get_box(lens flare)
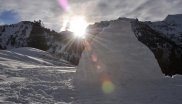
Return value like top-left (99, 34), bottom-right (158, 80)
top-left (69, 16), bottom-right (88, 39)
top-left (102, 80), bottom-right (115, 94)
top-left (85, 41), bottom-right (91, 51)
top-left (100, 73), bottom-right (115, 94)
top-left (91, 54), bottom-right (97, 62)
top-left (97, 65), bottom-right (101, 70)
top-left (58, 0), bottom-right (69, 11)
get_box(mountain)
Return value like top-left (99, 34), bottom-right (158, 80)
top-left (85, 15), bottom-right (182, 76)
top-left (0, 21), bottom-right (85, 65)
top-left (132, 15), bottom-right (182, 76)
top-left (75, 16), bottom-right (182, 104)
top-left (0, 14), bottom-right (182, 75)
top-left (0, 15), bottom-right (182, 104)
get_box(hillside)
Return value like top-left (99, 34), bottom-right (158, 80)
top-left (0, 21), bottom-right (85, 65)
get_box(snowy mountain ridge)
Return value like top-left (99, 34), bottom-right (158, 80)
top-left (131, 15), bottom-right (182, 76)
top-left (0, 21), bottom-right (32, 49)
top-left (0, 21), bottom-right (84, 65)
top-left (0, 14), bottom-right (182, 75)
top-left (146, 14), bottom-right (182, 46)
top-left (165, 14), bottom-right (182, 25)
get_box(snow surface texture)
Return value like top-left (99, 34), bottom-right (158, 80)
top-left (75, 19), bottom-right (182, 104)
top-left (0, 47), bottom-right (76, 103)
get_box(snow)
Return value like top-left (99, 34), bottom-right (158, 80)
top-left (0, 22), bottom-right (32, 49)
top-left (0, 75), bottom-right (25, 84)
top-left (0, 18), bottom-right (182, 103)
top-left (0, 47), bottom-right (76, 103)
top-left (147, 14), bottom-right (182, 46)
top-left (0, 21), bottom-right (83, 64)
top-left (75, 19), bottom-right (182, 104)
top-left (165, 14), bottom-right (182, 25)
top-left (0, 47), bottom-right (71, 70)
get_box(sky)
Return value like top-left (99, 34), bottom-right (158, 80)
top-left (0, 0), bottom-right (182, 31)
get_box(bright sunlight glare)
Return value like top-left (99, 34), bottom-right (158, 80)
top-left (61, 15), bottom-right (89, 39)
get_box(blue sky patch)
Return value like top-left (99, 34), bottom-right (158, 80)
top-left (0, 10), bottom-right (20, 24)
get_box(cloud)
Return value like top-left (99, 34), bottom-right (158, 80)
top-left (0, 0), bottom-right (182, 31)
top-left (88, 0), bottom-right (182, 21)
top-left (123, 0), bottom-right (182, 20)
top-left (0, 0), bottom-right (63, 31)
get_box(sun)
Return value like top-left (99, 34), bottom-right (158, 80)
top-left (61, 15), bottom-right (89, 39)
top-left (69, 16), bottom-right (88, 39)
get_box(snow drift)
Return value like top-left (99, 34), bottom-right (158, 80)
top-left (75, 18), bottom-right (182, 104)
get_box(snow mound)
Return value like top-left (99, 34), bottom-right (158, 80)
top-left (75, 19), bottom-right (182, 104)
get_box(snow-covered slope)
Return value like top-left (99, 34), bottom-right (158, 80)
top-left (75, 18), bottom-right (182, 104)
top-left (0, 47), bottom-right (76, 103)
top-left (0, 47), bottom-right (71, 68)
top-left (0, 21), bottom-right (84, 65)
